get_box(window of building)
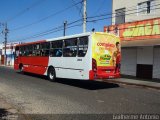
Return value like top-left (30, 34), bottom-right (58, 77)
top-left (138, 0), bottom-right (155, 14)
top-left (78, 36), bottom-right (88, 57)
top-left (115, 8), bottom-right (125, 24)
top-left (63, 38), bottom-right (77, 57)
top-left (50, 40), bottom-right (63, 57)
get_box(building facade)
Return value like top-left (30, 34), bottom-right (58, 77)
top-left (0, 43), bottom-right (18, 66)
top-left (105, 0), bottom-right (160, 80)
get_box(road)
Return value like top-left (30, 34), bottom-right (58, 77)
top-left (0, 66), bottom-right (160, 119)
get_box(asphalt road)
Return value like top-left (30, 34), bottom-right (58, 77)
top-left (0, 66), bottom-right (160, 119)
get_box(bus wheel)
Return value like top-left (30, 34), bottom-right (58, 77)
top-left (47, 67), bottom-right (56, 82)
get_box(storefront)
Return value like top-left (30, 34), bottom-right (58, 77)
top-left (104, 17), bottom-right (160, 80)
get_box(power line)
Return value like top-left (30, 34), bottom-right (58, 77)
top-left (9, 2), bottom-right (160, 42)
top-left (9, 23), bottom-right (82, 42)
top-left (10, 1), bottom-right (160, 32)
top-left (6, 0), bottom-right (46, 22)
top-left (9, 19), bottom-right (82, 42)
top-left (71, 0), bottom-right (83, 17)
top-left (95, 0), bottom-right (106, 14)
top-left (88, 0), bottom-right (160, 19)
top-left (87, 3), bottom-right (160, 20)
top-left (87, 5), bottom-right (160, 23)
top-left (10, 0), bottom-right (83, 31)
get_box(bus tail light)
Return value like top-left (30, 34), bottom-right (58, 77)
top-left (92, 58), bottom-right (97, 72)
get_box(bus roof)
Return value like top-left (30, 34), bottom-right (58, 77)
top-left (15, 32), bottom-right (119, 47)
top-left (46, 32), bottom-right (92, 42)
top-left (47, 32), bottom-right (119, 42)
top-left (16, 40), bottom-right (46, 46)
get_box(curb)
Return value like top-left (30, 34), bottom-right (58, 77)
top-left (105, 79), bottom-right (160, 90)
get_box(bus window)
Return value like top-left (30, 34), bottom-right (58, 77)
top-left (40, 42), bottom-right (50, 56)
top-left (41, 42), bottom-right (50, 50)
top-left (20, 46), bottom-right (25, 56)
top-left (41, 50), bottom-right (49, 56)
top-left (24, 45), bottom-right (33, 56)
top-left (15, 46), bottom-right (19, 58)
top-left (33, 44), bottom-right (40, 56)
top-left (33, 44), bottom-right (40, 50)
top-left (63, 38), bottom-right (77, 57)
top-left (50, 40), bottom-right (63, 57)
top-left (78, 36), bottom-right (88, 57)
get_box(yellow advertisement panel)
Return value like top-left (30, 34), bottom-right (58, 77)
top-left (92, 32), bottom-right (120, 67)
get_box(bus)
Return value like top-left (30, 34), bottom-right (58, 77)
top-left (14, 32), bottom-right (121, 81)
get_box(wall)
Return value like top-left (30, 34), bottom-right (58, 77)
top-left (137, 46), bottom-right (153, 64)
top-left (153, 46), bottom-right (160, 79)
top-left (112, 0), bottom-right (160, 25)
top-left (0, 43), bottom-right (17, 66)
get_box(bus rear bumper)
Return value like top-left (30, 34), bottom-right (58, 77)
top-left (96, 73), bottom-right (120, 79)
top-left (89, 70), bottom-right (120, 80)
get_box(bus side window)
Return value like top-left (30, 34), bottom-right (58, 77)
top-left (33, 44), bottom-right (41, 56)
top-left (78, 36), bottom-right (88, 57)
top-left (20, 46), bottom-right (25, 56)
top-left (50, 40), bottom-right (63, 57)
top-left (25, 45), bottom-right (33, 56)
top-left (40, 42), bottom-right (50, 57)
top-left (63, 38), bottom-right (77, 57)
top-left (15, 46), bottom-right (19, 58)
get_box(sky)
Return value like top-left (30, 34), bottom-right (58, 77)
top-left (0, 0), bottom-right (112, 43)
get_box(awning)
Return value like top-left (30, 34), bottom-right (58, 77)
top-left (122, 39), bottom-right (160, 47)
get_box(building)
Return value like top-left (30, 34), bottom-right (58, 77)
top-left (0, 44), bottom-right (2, 65)
top-left (0, 43), bottom-right (19, 66)
top-left (105, 0), bottom-right (160, 80)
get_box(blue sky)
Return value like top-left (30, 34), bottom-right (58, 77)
top-left (0, 0), bottom-right (112, 43)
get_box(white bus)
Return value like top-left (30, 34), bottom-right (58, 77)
top-left (14, 32), bottom-right (121, 81)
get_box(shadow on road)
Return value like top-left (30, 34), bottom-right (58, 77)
top-left (17, 72), bottom-right (120, 90)
top-left (56, 79), bottom-right (120, 90)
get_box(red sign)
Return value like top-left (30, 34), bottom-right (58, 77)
top-left (105, 17), bottom-right (160, 41)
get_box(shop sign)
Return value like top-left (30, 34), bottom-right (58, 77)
top-left (105, 18), bottom-right (160, 41)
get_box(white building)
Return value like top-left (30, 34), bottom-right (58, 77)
top-left (0, 43), bottom-right (19, 66)
top-left (105, 0), bottom-right (160, 80)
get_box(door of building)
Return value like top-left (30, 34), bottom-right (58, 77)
top-left (121, 47), bottom-right (137, 76)
top-left (136, 64), bottom-right (153, 79)
top-left (1, 55), bottom-right (4, 65)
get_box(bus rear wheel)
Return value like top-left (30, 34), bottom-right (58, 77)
top-left (47, 67), bottom-right (56, 82)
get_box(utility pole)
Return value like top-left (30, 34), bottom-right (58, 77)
top-left (83, 0), bottom-right (87, 33)
top-left (2, 23), bottom-right (9, 66)
top-left (63, 21), bottom-right (67, 36)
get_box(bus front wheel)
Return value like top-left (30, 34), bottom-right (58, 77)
top-left (47, 67), bottom-right (56, 82)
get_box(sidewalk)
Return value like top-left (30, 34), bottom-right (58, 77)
top-left (106, 78), bottom-right (160, 90)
